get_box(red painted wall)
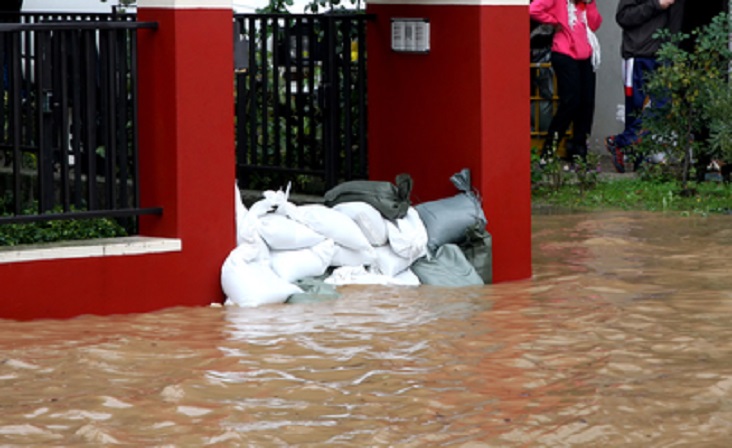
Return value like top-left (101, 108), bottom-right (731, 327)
top-left (367, 4), bottom-right (531, 282)
top-left (0, 8), bottom-right (235, 321)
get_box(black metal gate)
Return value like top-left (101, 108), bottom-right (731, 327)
top-left (233, 13), bottom-right (370, 195)
top-left (0, 12), bottom-right (159, 229)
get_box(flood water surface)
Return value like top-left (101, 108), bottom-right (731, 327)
top-left (2, 211), bottom-right (732, 446)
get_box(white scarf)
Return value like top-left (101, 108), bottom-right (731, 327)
top-left (568, 0), bottom-right (601, 71)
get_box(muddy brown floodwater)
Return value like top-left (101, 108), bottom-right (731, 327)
top-left (1, 210), bottom-right (732, 446)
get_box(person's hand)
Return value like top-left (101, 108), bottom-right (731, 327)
top-left (659, 0), bottom-right (675, 9)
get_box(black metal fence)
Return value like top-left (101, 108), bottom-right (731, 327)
top-left (234, 13), bottom-right (370, 194)
top-left (0, 13), bottom-right (160, 228)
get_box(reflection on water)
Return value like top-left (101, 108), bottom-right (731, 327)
top-left (2, 211), bottom-right (732, 446)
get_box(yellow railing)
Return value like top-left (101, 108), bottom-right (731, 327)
top-left (530, 61), bottom-right (570, 157)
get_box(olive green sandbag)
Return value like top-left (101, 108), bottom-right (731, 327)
top-left (458, 224), bottom-right (493, 284)
top-left (323, 173), bottom-right (413, 221)
top-left (411, 244), bottom-right (484, 287)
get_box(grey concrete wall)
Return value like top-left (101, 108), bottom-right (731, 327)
top-left (591, 0), bottom-right (623, 154)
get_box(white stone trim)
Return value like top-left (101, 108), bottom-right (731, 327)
top-left (138, 0), bottom-right (233, 9)
top-left (366, 0), bottom-right (527, 5)
top-left (0, 237), bottom-right (182, 264)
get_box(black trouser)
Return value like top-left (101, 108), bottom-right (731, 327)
top-left (543, 52), bottom-right (596, 161)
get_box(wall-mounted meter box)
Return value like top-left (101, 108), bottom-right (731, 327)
top-left (391, 18), bottom-right (430, 54)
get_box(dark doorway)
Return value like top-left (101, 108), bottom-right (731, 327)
top-left (682, 0), bottom-right (728, 34)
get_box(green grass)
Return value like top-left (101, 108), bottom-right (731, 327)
top-left (533, 178), bottom-right (732, 215)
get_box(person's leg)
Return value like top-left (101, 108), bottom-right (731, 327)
top-left (570, 57), bottom-right (596, 162)
top-left (607, 58), bottom-right (654, 172)
top-left (542, 52), bottom-right (581, 159)
top-left (629, 58), bottom-right (662, 169)
top-left (614, 58), bottom-right (652, 148)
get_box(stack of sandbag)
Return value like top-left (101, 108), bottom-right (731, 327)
top-left (323, 174), bottom-right (427, 280)
top-left (221, 177), bottom-right (427, 307)
top-left (221, 169), bottom-right (493, 307)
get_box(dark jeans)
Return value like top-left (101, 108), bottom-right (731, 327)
top-left (614, 57), bottom-right (662, 149)
top-left (543, 52), bottom-right (596, 159)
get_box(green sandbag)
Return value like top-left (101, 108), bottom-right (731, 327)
top-left (458, 224), bottom-right (492, 284)
top-left (411, 244), bottom-right (484, 287)
top-left (323, 173), bottom-right (413, 221)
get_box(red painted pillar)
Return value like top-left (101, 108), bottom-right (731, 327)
top-left (366, 0), bottom-right (531, 283)
top-left (137, 1), bottom-right (236, 293)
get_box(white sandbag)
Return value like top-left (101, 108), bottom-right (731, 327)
top-left (284, 204), bottom-right (372, 252)
top-left (258, 213), bottom-right (326, 250)
top-left (269, 239), bottom-right (336, 283)
top-left (221, 254), bottom-right (301, 307)
top-left (371, 244), bottom-right (412, 277)
top-left (331, 243), bottom-right (376, 267)
top-left (333, 202), bottom-right (388, 246)
top-left (387, 207), bottom-right (428, 263)
top-left (261, 182), bottom-right (291, 209)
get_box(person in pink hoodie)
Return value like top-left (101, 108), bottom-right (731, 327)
top-left (530, 0), bottom-right (602, 166)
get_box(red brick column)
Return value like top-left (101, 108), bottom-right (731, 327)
top-left (136, 1), bottom-right (236, 302)
top-left (367, 0), bottom-right (532, 282)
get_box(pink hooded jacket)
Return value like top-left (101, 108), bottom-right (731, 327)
top-left (529, 0), bottom-right (603, 60)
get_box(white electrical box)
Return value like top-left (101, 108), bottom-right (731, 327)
top-left (391, 18), bottom-right (430, 54)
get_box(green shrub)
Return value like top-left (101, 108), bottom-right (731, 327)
top-left (0, 195), bottom-right (127, 246)
top-left (640, 13), bottom-right (732, 190)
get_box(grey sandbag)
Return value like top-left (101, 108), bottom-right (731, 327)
top-left (415, 168), bottom-right (487, 254)
top-left (287, 276), bottom-right (341, 304)
top-left (411, 244), bottom-right (484, 287)
top-left (458, 223), bottom-right (492, 284)
top-left (323, 173), bottom-right (413, 221)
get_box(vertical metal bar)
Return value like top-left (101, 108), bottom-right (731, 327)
top-left (83, 29), bottom-right (98, 210)
top-left (70, 30), bottom-right (83, 209)
top-left (283, 16), bottom-right (293, 168)
top-left (116, 27), bottom-right (130, 214)
top-left (36, 30), bottom-right (55, 214)
top-left (258, 17), bottom-right (269, 165)
top-left (234, 16), bottom-right (249, 186)
top-left (0, 33), bottom-right (6, 147)
top-left (21, 21), bottom-right (33, 152)
top-left (103, 27), bottom-right (118, 211)
top-left (10, 32), bottom-right (22, 215)
top-left (98, 28), bottom-right (111, 210)
top-left (323, 16), bottom-right (338, 189)
top-left (271, 17), bottom-right (281, 168)
top-left (247, 16), bottom-right (257, 176)
top-left (129, 20), bottom-right (141, 228)
top-left (341, 18), bottom-right (353, 181)
top-left (357, 17), bottom-right (367, 178)
top-left (260, 18), bottom-right (268, 167)
top-left (57, 30), bottom-right (72, 212)
top-left (295, 16), bottom-right (305, 169)
top-left (307, 17), bottom-right (317, 170)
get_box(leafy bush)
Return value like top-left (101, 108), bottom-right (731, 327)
top-left (640, 13), bottom-right (732, 189)
top-left (0, 195), bottom-right (127, 246)
top-left (0, 217), bottom-right (127, 247)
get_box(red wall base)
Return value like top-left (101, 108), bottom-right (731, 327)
top-left (0, 7), bottom-right (235, 321)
